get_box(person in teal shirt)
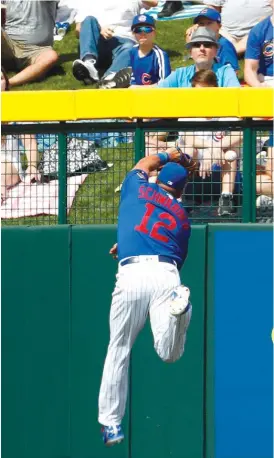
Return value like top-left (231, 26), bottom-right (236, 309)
top-left (158, 26), bottom-right (240, 88)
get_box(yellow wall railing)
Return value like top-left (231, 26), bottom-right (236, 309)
top-left (2, 87), bottom-right (273, 122)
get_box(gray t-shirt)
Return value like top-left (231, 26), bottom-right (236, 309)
top-left (203, 0), bottom-right (272, 37)
top-left (5, 1), bottom-right (57, 46)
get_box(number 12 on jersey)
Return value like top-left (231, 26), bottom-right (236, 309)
top-left (135, 202), bottom-right (177, 243)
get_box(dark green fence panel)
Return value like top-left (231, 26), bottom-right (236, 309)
top-left (130, 226), bottom-right (207, 458)
top-left (1, 226), bottom-right (71, 458)
top-left (70, 225), bottom-right (130, 458)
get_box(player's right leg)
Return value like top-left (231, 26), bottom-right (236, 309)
top-left (98, 265), bottom-right (150, 445)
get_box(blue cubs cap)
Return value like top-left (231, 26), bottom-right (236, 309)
top-left (158, 163), bottom-right (188, 191)
top-left (194, 8), bottom-right (221, 24)
top-left (131, 14), bottom-right (156, 31)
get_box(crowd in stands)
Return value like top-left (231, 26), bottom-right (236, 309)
top-left (1, 0), bottom-right (273, 220)
top-left (1, 0), bottom-right (273, 88)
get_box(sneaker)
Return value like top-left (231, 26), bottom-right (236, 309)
top-left (218, 193), bottom-right (234, 216)
top-left (158, 1), bottom-right (183, 18)
top-left (256, 194), bottom-right (274, 208)
top-left (72, 59), bottom-right (99, 83)
top-left (101, 425), bottom-right (124, 446)
top-left (169, 285), bottom-right (191, 317)
top-left (99, 67), bottom-right (132, 89)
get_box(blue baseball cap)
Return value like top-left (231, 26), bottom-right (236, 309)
top-left (158, 163), bottom-right (188, 191)
top-left (131, 14), bottom-right (156, 31)
top-left (194, 8), bottom-right (221, 24)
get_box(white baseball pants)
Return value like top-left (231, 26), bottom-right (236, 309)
top-left (98, 258), bottom-right (192, 426)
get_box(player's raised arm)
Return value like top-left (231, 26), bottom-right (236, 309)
top-left (133, 147), bottom-right (182, 174)
top-left (133, 147), bottom-right (199, 176)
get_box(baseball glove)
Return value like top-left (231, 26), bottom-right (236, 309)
top-left (176, 147), bottom-right (199, 174)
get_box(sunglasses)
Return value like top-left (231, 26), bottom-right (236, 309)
top-left (134, 26), bottom-right (154, 34)
top-left (191, 42), bottom-right (215, 48)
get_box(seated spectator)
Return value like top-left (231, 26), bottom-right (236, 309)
top-left (1, 66), bottom-right (9, 91)
top-left (256, 131), bottom-right (274, 205)
top-left (1, 1), bottom-right (58, 88)
top-left (72, 1), bottom-right (158, 89)
top-left (130, 13), bottom-right (171, 86)
top-left (186, 8), bottom-right (239, 72)
top-left (156, 27), bottom-right (240, 88)
top-left (197, 0), bottom-right (272, 55)
top-left (177, 69), bottom-right (242, 216)
top-left (244, 1), bottom-right (273, 87)
top-left (1, 133), bottom-right (41, 203)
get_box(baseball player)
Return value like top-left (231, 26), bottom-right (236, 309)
top-left (99, 147), bottom-right (193, 446)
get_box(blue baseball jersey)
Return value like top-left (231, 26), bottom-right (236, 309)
top-left (117, 169), bottom-right (191, 270)
top-left (245, 16), bottom-right (274, 77)
top-left (130, 44), bottom-right (171, 85)
top-left (157, 62), bottom-right (240, 88)
top-left (218, 35), bottom-right (239, 71)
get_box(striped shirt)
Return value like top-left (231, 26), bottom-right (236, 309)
top-left (130, 44), bottom-right (171, 85)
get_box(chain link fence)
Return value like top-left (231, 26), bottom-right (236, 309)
top-left (1, 119), bottom-right (273, 225)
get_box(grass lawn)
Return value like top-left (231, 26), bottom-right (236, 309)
top-left (3, 19), bottom-right (245, 226)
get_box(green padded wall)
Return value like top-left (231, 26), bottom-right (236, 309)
top-left (2, 226), bottom-right (71, 458)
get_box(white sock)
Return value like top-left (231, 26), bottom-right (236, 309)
top-left (83, 55), bottom-right (96, 65)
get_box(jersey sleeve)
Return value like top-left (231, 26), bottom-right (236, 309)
top-left (121, 169), bottom-right (149, 197)
top-left (156, 48), bottom-right (171, 80)
top-left (129, 49), bottom-right (136, 85)
top-left (245, 25), bottom-right (261, 61)
top-left (222, 65), bottom-right (241, 87)
top-left (223, 41), bottom-right (239, 71)
top-left (162, 51), bottom-right (171, 79)
top-left (157, 70), bottom-right (178, 88)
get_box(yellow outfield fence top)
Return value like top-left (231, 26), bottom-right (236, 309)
top-left (1, 87), bottom-right (274, 122)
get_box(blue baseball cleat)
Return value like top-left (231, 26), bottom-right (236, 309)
top-left (101, 425), bottom-right (124, 446)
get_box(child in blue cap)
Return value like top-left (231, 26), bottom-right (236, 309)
top-left (130, 13), bottom-right (171, 85)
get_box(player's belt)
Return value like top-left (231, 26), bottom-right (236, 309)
top-left (120, 255), bottom-right (176, 267)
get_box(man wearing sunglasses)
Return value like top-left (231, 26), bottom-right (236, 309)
top-left (130, 14), bottom-right (171, 85)
top-left (157, 26), bottom-right (240, 88)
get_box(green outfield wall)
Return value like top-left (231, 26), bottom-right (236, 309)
top-left (2, 225), bottom-right (273, 458)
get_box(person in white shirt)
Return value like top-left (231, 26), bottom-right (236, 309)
top-left (1, 133), bottom-right (41, 204)
top-left (186, 0), bottom-right (272, 55)
top-left (72, 0), bottom-right (157, 88)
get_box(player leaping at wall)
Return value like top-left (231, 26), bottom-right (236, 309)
top-left (98, 147), bottom-right (195, 446)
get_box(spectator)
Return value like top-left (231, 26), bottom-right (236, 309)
top-left (256, 132), bottom-right (274, 204)
top-left (177, 69), bottom-right (242, 216)
top-left (186, 8), bottom-right (239, 72)
top-left (158, 1), bottom-right (183, 18)
top-left (196, 0), bottom-right (272, 55)
top-left (72, 1), bottom-right (158, 89)
top-left (244, 1), bottom-right (273, 87)
top-left (130, 13), bottom-right (171, 86)
top-left (1, 67), bottom-right (9, 91)
top-left (156, 27), bottom-right (240, 88)
top-left (1, 1), bottom-right (58, 88)
top-left (1, 133), bottom-right (41, 203)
